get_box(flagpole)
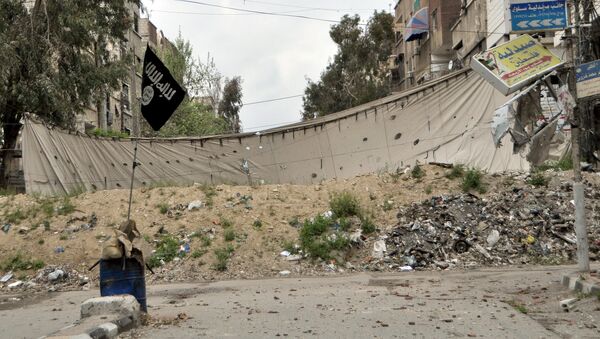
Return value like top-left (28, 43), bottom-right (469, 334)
top-left (127, 138), bottom-right (139, 221)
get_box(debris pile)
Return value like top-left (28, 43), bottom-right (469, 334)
top-left (378, 183), bottom-right (600, 270)
top-left (1, 265), bottom-right (91, 293)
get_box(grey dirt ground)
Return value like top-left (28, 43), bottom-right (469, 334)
top-left (1, 265), bottom-right (599, 339)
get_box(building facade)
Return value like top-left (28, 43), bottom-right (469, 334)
top-left (80, 5), bottom-right (175, 136)
top-left (391, 0), bottom-right (462, 91)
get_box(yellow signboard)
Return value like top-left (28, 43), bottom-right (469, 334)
top-left (472, 35), bottom-right (563, 94)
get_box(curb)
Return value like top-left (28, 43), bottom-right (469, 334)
top-left (561, 272), bottom-right (600, 295)
top-left (45, 313), bottom-right (139, 339)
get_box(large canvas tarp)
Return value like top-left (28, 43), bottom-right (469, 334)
top-left (22, 70), bottom-right (529, 196)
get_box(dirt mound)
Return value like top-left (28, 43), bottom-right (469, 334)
top-left (0, 165), bottom-right (599, 293)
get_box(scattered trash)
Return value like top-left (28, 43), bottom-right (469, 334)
top-left (8, 281), bottom-right (23, 289)
top-left (179, 243), bottom-right (191, 255)
top-left (54, 246), bottom-right (65, 254)
top-left (48, 269), bottom-right (65, 282)
top-left (18, 226), bottom-right (30, 234)
top-left (379, 183), bottom-right (594, 270)
top-left (372, 240), bottom-right (387, 259)
top-left (487, 230), bottom-right (500, 247)
top-left (350, 229), bottom-right (363, 244)
top-left (322, 211), bottom-right (333, 219)
top-left (400, 266), bottom-right (414, 272)
top-left (279, 270), bottom-right (291, 276)
top-left (280, 251), bottom-right (291, 257)
top-left (286, 254), bottom-right (302, 261)
top-left (0, 272), bottom-right (13, 283)
top-left (187, 200), bottom-right (203, 211)
top-left (2, 223), bottom-right (11, 233)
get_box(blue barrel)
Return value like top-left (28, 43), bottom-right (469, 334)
top-left (99, 258), bottom-right (147, 312)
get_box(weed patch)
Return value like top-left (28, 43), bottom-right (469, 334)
top-left (527, 172), bottom-right (549, 187)
top-left (411, 164), bottom-right (425, 179)
top-left (461, 168), bottom-right (486, 193)
top-left (147, 235), bottom-right (181, 268)
top-left (213, 245), bottom-right (235, 271)
top-left (156, 203), bottom-right (169, 215)
top-left (1, 253), bottom-right (44, 271)
top-left (445, 164), bottom-right (465, 179)
top-left (329, 191), bottom-right (361, 218)
top-left (224, 229), bottom-right (236, 242)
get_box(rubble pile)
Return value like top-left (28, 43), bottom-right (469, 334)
top-left (379, 182), bottom-right (600, 270)
top-left (1, 265), bottom-right (91, 293)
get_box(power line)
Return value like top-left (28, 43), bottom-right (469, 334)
top-left (173, 0), bottom-right (355, 24)
top-left (234, 0), bottom-right (379, 13)
top-left (243, 94), bottom-right (303, 106)
top-left (157, 3), bottom-right (554, 35)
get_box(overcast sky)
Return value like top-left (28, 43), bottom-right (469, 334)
top-left (141, 0), bottom-right (393, 132)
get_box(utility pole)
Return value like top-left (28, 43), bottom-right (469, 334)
top-left (569, 0), bottom-right (590, 272)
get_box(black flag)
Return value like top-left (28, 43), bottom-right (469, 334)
top-left (141, 46), bottom-right (186, 131)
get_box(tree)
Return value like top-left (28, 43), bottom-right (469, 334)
top-left (218, 77), bottom-right (243, 133)
top-left (0, 0), bottom-right (135, 188)
top-left (302, 11), bottom-right (394, 119)
top-left (141, 32), bottom-right (231, 138)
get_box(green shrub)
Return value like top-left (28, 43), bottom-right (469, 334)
top-left (536, 156), bottom-right (573, 172)
top-left (1, 253), bottom-right (44, 271)
top-left (329, 191), bottom-right (361, 218)
top-left (424, 185), bottom-right (433, 194)
top-left (445, 164), bottom-right (465, 179)
top-left (220, 216), bottom-right (233, 228)
top-left (6, 209), bottom-right (26, 224)
top-left (156, 203), bottom-right (169, 214)
top-left (213, 245), bottom-right (235, 271)
top-left (191, 249), bottom-right (207, 258)
top-left (200, 184), bottom-right (217, 207)
top-left (147, 235), bottom-right (181, 268)
top-left (224, 229), bottom-right (236, 242)
top-left (253, 219), bottom-right (263, 229)
top-left (411, 164), bottom-right (425, 179)
top-left (338, 217), bottom-right (351, 231)
top-left (200, 235), bottom-right (212, 247)
top-left (527, 172), bottom-right (549, 187)
top-left (57, 198), bottom-right (75, 215)
top-left (461, 168), bottom-right (486, 193)
top-left (360, 215), bottom-right (377, 234)
top-left (299, 216), bottom-right (351, 261)
top-left (89, 128), bottom-right (129, 139)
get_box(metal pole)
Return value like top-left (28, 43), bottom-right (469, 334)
top-left (127, 139), bottom-right (139, 221)
top-left (570, 0), bottom-right (590, 272)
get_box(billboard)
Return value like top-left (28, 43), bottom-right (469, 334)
top-left (471, 34), bottom-right (563, 95)
top-left (508, 0), bottom-right (568, 33)
top-left (576, 60), bottom-right (600, 99)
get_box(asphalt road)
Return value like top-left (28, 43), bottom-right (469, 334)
top-left (1, 265), bottom-right (599, 339)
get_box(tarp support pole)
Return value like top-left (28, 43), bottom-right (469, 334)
top-left (127, 139), bottom-right (139, 221)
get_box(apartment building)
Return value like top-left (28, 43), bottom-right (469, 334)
top-left (390, 0), bottom-right (462, 90)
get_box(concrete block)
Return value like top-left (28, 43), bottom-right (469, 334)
top-left (80, 296), bottom-right (140, 319)
top-left (561, 275), bottom-right (570, 287)
top-left (97, 323), bottom-right (118, 338)
top-left (574, 279), bottom-right (584, 292)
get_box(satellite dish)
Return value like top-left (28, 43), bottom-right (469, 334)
top-left (448, 60), bottom-right (454, 71)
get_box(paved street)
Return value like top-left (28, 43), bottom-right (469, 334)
top-left (1, 265), bottom-right (599, 339)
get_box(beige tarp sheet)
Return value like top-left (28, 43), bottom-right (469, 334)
top-left (22, 70), bottom-right (530, 196)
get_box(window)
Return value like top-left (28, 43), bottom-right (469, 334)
top-left (121, 84), bottom-right (130, 111)
top-left (133, 13), bottom-right (139, 33)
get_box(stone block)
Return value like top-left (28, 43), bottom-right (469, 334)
top-left (80, 295), bottom-right (140, 319)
